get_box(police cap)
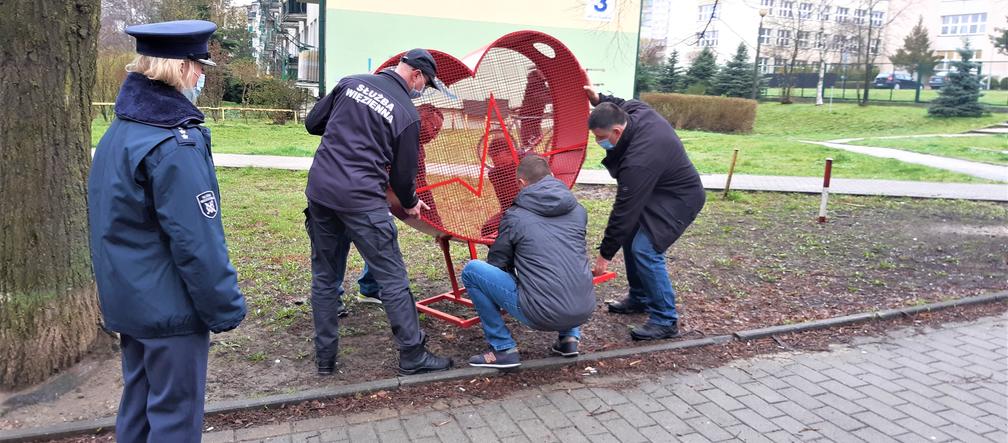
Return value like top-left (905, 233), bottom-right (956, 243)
top-left (125, 20), bottom-right (218, 66)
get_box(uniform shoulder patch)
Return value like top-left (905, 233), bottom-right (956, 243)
top-left (196, 191), bottom-right (218, 218)
top-left (173, 127), bottom-right (197, 146)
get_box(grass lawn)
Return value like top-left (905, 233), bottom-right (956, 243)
top-left (763, 87), bottom-right (1008, 107)
top-left (845, 134), bottom-right (1008, 166)
top-left (585, 102), bottom-right (1006, 182)
top-left (93, 101), bottom-right (1006, 182)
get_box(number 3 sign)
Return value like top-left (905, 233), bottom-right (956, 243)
top-left (585, 0), bottom-right (616, 21)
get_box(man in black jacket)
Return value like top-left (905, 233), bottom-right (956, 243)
top-left (461, 155), bottom-right (595, 368)
top-left (303, 48), bottom-right (451, 375)
top-left (585, 86), bottom-right (706, 341)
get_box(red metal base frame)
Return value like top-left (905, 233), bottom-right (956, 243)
top-left (416, 236), bottom-right (617, 328)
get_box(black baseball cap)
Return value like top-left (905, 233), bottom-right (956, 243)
top-left (401, 48), bottom-right (444, 91)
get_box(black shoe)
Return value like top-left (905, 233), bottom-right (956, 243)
top-left (630, 322), bottom-right (680, 341)
top-left (317, 358), bottom-right (337, 375)
top-left (335, 305), bottom-right (349, 318)
top-left (550, 337), bottom-right (579, 358)
top-left (398, 346), bottom-right (453, 375)
top-left (607, 296), bottom-right (646, 315)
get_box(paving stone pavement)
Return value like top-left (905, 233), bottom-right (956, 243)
top-left (204, 313), bottom-right (1007, 443)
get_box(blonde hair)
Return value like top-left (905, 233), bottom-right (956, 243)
top-left (125, 55), bottom-right (197, 91)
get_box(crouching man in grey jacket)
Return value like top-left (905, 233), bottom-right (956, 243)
top-left (461, 155), bottom-right (595, 368)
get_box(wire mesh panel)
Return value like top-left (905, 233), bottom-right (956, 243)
top-left (378, 31), bottom-right (589, 244)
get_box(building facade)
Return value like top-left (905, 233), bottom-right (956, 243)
top-left (316, 0), bottom-right (642, 99)
top-left (655, 0), bottom-right (1007, 80)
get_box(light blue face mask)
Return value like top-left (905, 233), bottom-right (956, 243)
top-left (183, 73), bottom-right (205, 104)
top-left (598, 138), bottom-right (615, 150)
top-left (410, 85), bottom-right (425, 99)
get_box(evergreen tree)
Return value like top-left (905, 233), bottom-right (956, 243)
top-left (889, 16), bottom-right (942, 81)
top-left (711, 43), bottom-right (753, 97)
top-left (928, 44), bottom-right (986, 117)
top-left (658, 50), bottom-right (683, 92)
top-left (992, 17), bottom-right (1008, 55)
top-left (683, 47), bottom-right (718, 94)
top-left (634, 60), bottom-right (659, 97)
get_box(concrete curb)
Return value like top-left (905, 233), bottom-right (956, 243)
top-left (2, 292), bottom-right (1005, 443)
top-left (734, 291), bottom-right (1008, 341)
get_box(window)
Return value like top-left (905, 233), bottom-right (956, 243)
top-left (940, 13), bottom-right (986, 35)
top-left (758, 57), bottom-right (770, 73)
top-left (818, 6), bottom-right (830, 21)
top-left (698, 3), bottom-right (718, 21)
top-left (853, 9), bottom-right (866, 25)
top-left (697, 30), bottom-right (719, 47)
top-left (815, 32), bottom-right (827, 49)
top-left (761, 0), bottom-right (775, 15)
top-left (835, 7), bottom-right (848, 23)
top-left (871, 11), bottom-right (884, 27)
top-left (831, 34), bottom-right (846, 51)
top-left (777, 29), bottom-right (792, 46)
top-left (759, 27), bottom-right (773, 45)
top-left (798, 31), bottom-right (811, 48)
top-left (774, 57), bottom-right (787, 72)
top-left (778, 1), bottom-right (794, 18)
top-left (872, 38), bottom-right (880, 54)
top-left (799, 2), bottom-right (813, 19)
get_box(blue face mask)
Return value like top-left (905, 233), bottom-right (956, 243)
top-left (598, 138), bottom-right (615, 150)
top-left (183, 73), bottom-right (205, 104)
top-left (410, 86), bottom-right (425, 99)
top-left (410, 72), bottom-right (425, 99)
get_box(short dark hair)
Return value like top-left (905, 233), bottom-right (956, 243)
top-left (516, 154), bottom-right (552, 184)
top-left (588, 103), bottom-right (628, 130)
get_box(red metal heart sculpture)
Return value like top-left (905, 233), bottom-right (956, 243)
top-left (378, 31), bottom-right (590, 245)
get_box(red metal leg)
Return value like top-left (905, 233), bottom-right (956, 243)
top-left (416, 237), bottom-right (482, 328)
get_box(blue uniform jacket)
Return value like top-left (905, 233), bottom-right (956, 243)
top-left (88, 72), bottom-right (246, 338)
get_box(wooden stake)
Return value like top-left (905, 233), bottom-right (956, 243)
top-left (818, 158), bottom-right (833, 223)
top-left (723, 148), bottom-right (740, 199)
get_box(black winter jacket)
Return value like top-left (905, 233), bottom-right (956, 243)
top-left (597, 94), bottom-right (706, 260)
top-left (305, 69), bottom-right (421, 212)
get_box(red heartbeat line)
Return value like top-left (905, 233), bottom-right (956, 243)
top-left (417, 93), bottom-right (517, 197)
top-left (416, 94), bottom-right (586, 197)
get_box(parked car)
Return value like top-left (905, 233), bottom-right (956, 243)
top-left (929, 71), bottom-right (947, 90)
top-left (873, 71), bottom-right (917, 89)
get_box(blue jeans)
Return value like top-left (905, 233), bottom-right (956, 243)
top-left (461, 260), bottom-right (580, 351)
top-left (357, 264), bottom-right (379, 296)
top-left (624, 228), bottom-right (679, 326)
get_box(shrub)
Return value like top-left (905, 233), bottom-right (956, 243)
top-left (1000, 77), bottom-right (1008, 90)
top-left (990, 76), bottom-right (1000, 90)
top-left (248, 77), bottom-right (312, 124)
top-left (641, 92), bottom-right (757, 133)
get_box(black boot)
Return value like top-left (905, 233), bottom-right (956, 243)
top-left (607, 296), bottom-right (647, 315)
top-left (317, 357), bottom-right (338, 375)
top-left (398, 344), bottom-right (453, 375)
top-left (630, 321), bottom-right (680, 341)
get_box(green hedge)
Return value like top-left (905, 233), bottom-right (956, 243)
top-left (641, 93), bottom-right (757, 133)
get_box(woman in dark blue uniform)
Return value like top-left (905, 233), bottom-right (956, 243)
top-left (87, 20), bottom-right (246, 442)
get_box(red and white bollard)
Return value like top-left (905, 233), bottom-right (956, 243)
top-left (818, 158), bottom-right (833, 223)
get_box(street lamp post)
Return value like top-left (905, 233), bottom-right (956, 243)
top-left (750, 9), bottom-right (768, 100)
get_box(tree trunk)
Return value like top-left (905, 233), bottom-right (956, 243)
top-left (816, 59), bottom-right (825, 105)
top-left (0, 0), bottom-right (101, 388)
top-left (860, 12), bottom-right (873, 106)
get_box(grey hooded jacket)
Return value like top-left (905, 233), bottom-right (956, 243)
top-left (487, 176), bottom-right (595, 331)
